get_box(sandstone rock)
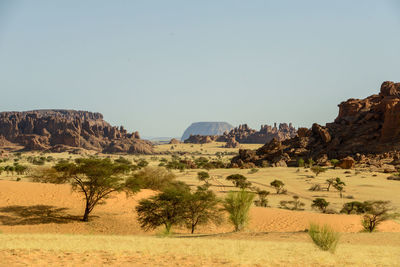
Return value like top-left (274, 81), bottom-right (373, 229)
top-left (231, 81), bottom-right (400, 168)
top-left (184, 134), bottom-right (217, 144)
top-left (338, 156), bottom-right (355, 169)
top-left (0, 110), bottom-right (153, 154)
top-left (169, 138), bottom-right (181, 144)
top-left (225, 137), bottom-right (239, 148)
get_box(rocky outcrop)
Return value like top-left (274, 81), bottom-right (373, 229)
top-left (181, 122), bottom-right (234, 141)
top-left (0, 110), bottom-right (153, 154)
top-left (231, 81), bottom-right (400, 168)
top-left (217, 123), bottom-right (297, 144)
top-left (169, 138), bottom-right (181, 144)
top-left (224, 137), bottom-right (240, 148)
top-left (184, 134), bottom-right (217, 144)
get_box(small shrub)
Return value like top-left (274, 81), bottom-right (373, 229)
top-left (254, 189), bottom-right (269, 207)
top-left (248, 168), bottom-right (259, 174)
top-left (311, 198), bottom-right (329, 213)
top-left (224, 190), bottom-right (255, 231)
top-left (308, 223), bottom-right (339, 253)
top-left (280, 195), bottom-right (305, 210)
top-left (311, 166), bottom-right (326, 176)
top-left (330, 159), bottom-right (339, 167)
top-left (297, 158), bottom-right (305, 167)
top-left (309, 184), bottom-right (322, 191)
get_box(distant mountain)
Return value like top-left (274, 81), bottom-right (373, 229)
top-left (181, 122), bottom-right (234, 141)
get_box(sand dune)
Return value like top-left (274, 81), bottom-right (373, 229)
top-left (1, 180), bottom-right (399, 235)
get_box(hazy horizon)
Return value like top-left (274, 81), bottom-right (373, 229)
top-left (1, 0), bottom-right (399, 137)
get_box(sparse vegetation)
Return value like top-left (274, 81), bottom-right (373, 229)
top-left (308, 223), bottom-right (339, 253)
top-left (280, 195), bottom-right (305, 210)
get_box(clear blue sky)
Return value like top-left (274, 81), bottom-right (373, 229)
top-left (0, 1), bottom-right (399, 137)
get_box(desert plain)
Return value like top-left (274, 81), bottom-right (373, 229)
top-left (0, 142), bottom-right (399, 266)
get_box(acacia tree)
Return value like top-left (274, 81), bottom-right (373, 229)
top-left (311, 198), bottom-right (329, 213)
top-left (136, 185), bottom-right (189, 234)
top-left (270, 179), bottom-right (285, 194)
top-left (226, 174), bottom-right (252, 189)
top-left (326, 178), bottom-right (335, 191)
top-left (54, 158), bottom-right (137, 221)
top-left (361, 201), bottom-right (397, 232)
top-left (332, 178), bottom-right (346, 198)
top-left (183, 188), bottom-right (222, 234)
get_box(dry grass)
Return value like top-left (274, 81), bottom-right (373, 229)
top-left (0, 233), bottom-right (399, 266)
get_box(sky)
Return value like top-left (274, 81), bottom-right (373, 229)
top-left (0, 0), bottom-right (399, 138)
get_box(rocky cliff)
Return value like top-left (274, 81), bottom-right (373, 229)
top-left (231, 81), bottom-right (400, 168)
top-left (181, 122), bottom-right (234, 141)
top-left (0, 110), bottom-right (153, 154)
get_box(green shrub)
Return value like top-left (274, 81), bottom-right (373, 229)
top-left (297, 158), bottom-right (305, 167)
top-left (361, 201), bottom-right (396, 232)
top-left (270, 179), bottom-right (286, 194)
top-left (254, 189), bottom-right (269, 207)
top-left (308, 223), bottom-right (339, 253)
top-left (224, 190), bottom-right (255, 231)
top-left (310, 166), bottom-right (326, 176)
top-left (226, 174), bottom-right (252, 189)
top-left (311, 198), bottom-right (329, 213)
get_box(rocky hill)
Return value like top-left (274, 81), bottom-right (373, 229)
top-left (231, 81), bottom-right (400, 169)
top-left (181, 122), bottom-right (233, 141)
top-left (0, 110), bottom-right (153, 154)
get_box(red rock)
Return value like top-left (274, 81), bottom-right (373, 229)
top-left (0, 110), bottom-right (153, 154)
top-left (338, 156), bottom-right (355, 169)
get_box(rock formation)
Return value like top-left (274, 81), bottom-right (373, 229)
top-left (224, 137), bottom-right (240, 148)
top-left (184, 135), bottom-right (217, 144)
top-left (181, 122), bottom-right (234, 141)
top-left (169, 138), bottom-right (181, 144)
top-left (231, 81), bottom-right (400, 170)
top-left (218, 123), bottom-right (297, 144)
top-left (0, 110), bottom-right (153, 154)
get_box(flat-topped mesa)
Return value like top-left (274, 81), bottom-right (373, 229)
top-left (0, 109), bottom-right (153, 154)
top-left (231, 81), bottom-right (400, 169)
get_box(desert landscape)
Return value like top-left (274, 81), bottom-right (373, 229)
top-left (1, 1), bottom-right (400, 266)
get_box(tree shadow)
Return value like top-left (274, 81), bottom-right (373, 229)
top-left (0, 205), bottom-right (81, 226)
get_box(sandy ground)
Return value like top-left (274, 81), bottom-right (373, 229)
top-left (0, 179), bottom-right (399, 235)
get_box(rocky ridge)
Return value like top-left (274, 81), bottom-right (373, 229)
top-left (231, 81), bottom-right (400, 171)
top-left (0, 110), bottom-right (153, 154)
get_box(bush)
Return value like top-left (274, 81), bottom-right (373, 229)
top-left (330, 159), bottom-right (339, 167)
top-left (311, 198), bottom-right (329, 213)
top-left (248, 168), bottom-right (259, 174)
top-left (340, 201), bottom-right (367, 214)
top-left (270, 179), bottom-right (285, 194)
top-left (226, 174), bottom-right (252, 189)
top-left (308, 223), bottom-right (339, 253)
top-left (280, 195), bottom-right (305, 210)
top-left (297, 158), bottom-right (305, 167)
top-left (224, 190), bottom-right (255, 231)
top-left (310, 166), bottom-right (326, 176)
top-left (254, 189), bottom-right (269, 207)
top-left (309, 184), bottom-right (322, 191)
top-left (126, 166), bottom-right (176, 191)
